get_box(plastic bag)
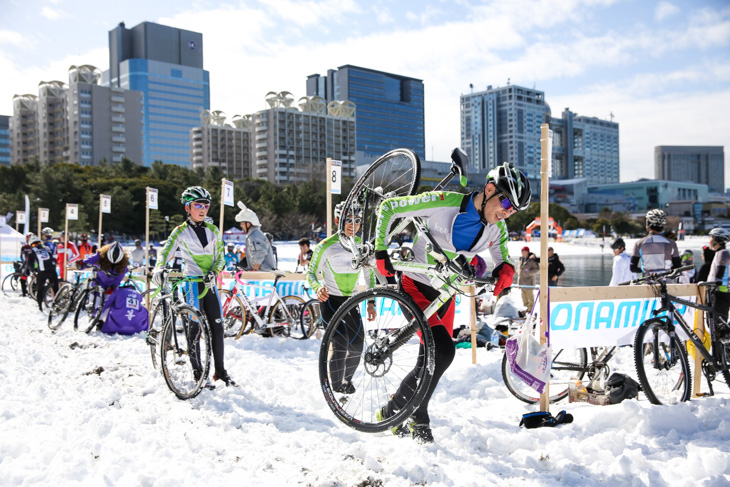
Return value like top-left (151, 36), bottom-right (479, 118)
top-left (505, 313), bottom-right (551, 394)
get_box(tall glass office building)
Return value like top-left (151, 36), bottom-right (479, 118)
top-left (103, 21), bottom-right (210, 166)
top-left (0, 115), bottom-right (10, 166)
top-left (306, 65), bottom-right (424, 166)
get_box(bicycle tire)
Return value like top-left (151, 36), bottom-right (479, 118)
top-left (41, 283), bottom-right (61, 313)
top-left (219, 289), bottom-right (247, 338)
top-left (338, 148), bottom-right (421, 254)
top-left (147, 299), bottom-right (166, 371)
top-left (73, 287), bottom-right (105, 333)
top-left (28, 275), bottom-right (37, 300)
top-left (319, 288), bottom-right (434, 433)
top-left (160, 304), bottom-right (211, 400)
top-left (270, 294), bottom-right (305, 338)
top-left (47, 285), bottom-right (74, 331)
top-left (633, 318), bottom-right (691, 405)
top-left (300, 298), bottom-right (322, 339)
top-left (2, 273), bottom-right (20, 295)
top-left (501, 347), bottom-right (588, 404)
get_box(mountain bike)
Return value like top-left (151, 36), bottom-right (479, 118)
top-left (145, 271), bottom-right (211, 400)
top-left (630, 265), bottom-right (729, 405)
top-left (319, 147), bottom-right (482, 433)
top-left (47, 270), bottom-right (97, 331)
top-left (219, 270), bottom-right (305, 339)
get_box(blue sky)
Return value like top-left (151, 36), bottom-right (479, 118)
top-left (2, 0), bottom-right (729, 188)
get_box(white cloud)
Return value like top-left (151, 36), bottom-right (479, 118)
top-left (655, 1), bottom-right (680, 21)
top-left (373, 5), bottom-right (394, 25)
top-left (40, 6), bottom-right (65, 21)
top-left (0, 30), bottom-right (29, 47)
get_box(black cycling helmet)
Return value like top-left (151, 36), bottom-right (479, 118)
top-left (486, 162), bottom-right (532, 211)
top-left (610, 238), bottom-right (625, 250)
top-left (180, 186), bottom-right (211, 205)
top-left (605, 373), bottom-right (640, 404)
top-left (106, 242), bottom-right (125, 264)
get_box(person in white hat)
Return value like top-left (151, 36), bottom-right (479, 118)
top-left (235, 202), bottom-right (276, 271)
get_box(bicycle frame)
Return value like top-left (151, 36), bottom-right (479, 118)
top-left (231, 271), bottom-right (298, 330)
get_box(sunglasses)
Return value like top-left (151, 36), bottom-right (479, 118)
top-left (190, 202), bottom-right (210, 210)
top-left (497, 193), bottom-right (515, 212)
top-left (345, 216), bottom-right (362, 224)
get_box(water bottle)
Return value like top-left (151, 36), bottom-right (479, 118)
top-left (491, 329), bottom-right (501, 347)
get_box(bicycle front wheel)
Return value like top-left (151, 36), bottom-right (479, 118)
top-left (300, 298), bottom-right (322, 339)
top-left (319, 288), bottom-right (434, 433)
top-left (47, 285), bottom-right (73, 331)
top-left (74, 287), bottom-right (105, 333)
top-left (160, 304), bottom-right (211, 400)
top-left (633, 318), bottom-right (691, 405)
top-left (270, 295), bottom-right (305, 338)
top-left (219, 289), bottom-right (247, 338)
top-left (338, 148), bottom-right (421, 254)
top-left (501, 347), bottom-right (588, 404)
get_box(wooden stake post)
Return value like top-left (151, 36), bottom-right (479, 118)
top-left (145, 188), bottom-right (158, 309)
top-left (99, 195), bottom-right (111, 251)
top-left (539, 123), bottom-right (551, 412)
top-left (326, 158), bottom-right (332, 237)
top-left (64, 204), bottom-right (78, 282)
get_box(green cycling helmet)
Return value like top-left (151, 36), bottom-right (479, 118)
top-left (180, 186), bottom-right (211, 205)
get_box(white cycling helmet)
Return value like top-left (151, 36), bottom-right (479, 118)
top-left (334, 201), bottom-right (363, 221)
top-left (42, 227), bottom-right (54, 236)
top-left (29, 235), bottom-right (41, 246)
top-left (709, 227), bottom-right (730, 244)
top-left (235, 201), bottom-right (261, 226)
top-left (645, 209), bottom-right (667, 230)
top-left (106, 242), bottom-right (125, 264)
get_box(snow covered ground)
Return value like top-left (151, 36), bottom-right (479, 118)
top-left (2, 287), bottom-right (729, 486)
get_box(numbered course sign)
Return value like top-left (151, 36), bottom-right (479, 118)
top-left (100, 194), bottom-right (111, 214)
top-left (16, 211), bottom-right (27, 224)
top-left (66, 204), bottom-right (79, 220)
top-left (148, 188), bottom-right (158, 210)
top-left (331, 160), bottom-right (342, 195)
top-left (39, 208), bottom-right (49, 223)
top-left (223, 180), bottom-right (235, 207)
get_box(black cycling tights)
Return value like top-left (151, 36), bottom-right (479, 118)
top-left (188, 282), bottom-right (226, 378)
top-left (386, 324), bottom-right (455, 425)
top-left (322, 294), bottom-right (365, 390)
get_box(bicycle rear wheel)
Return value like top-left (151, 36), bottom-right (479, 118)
top-left (501, 347), bottom-right (588, 404)
top-left (47, 285), bottom-right (74, 331)
top-left (633, 318), bottom-right (691, 405)
top-left (300, 298), bottom-right (322, 338)
top-left (28, 275), bottom-right (38, 300)
top-left (2, 273), bottom-right (21, 296)
top-left (74, 287), bottom-right (106, 333)
top-left (319, 288), bottom-right (434, 433)
top-left (338, 148), bottom-right (421, 254)
top-left (160, 304), bottom-right (211, 400)
top-left (219, 289), bottom-right (247, 338)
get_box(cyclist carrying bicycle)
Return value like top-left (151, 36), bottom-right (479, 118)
top-left (707, 227), bottom-right (730, 343)
top-left (153, 186), bottom-right (237, 388)
top-left (307, 202), bottom-right (377, 394)
top-left (373, 161), bottom-right (531, 443)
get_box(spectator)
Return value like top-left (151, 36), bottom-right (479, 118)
top-left (679, 250), bottom-right (695, 284)
top-left (235, 202), bottom-right (276, 271)
top-left (130, 239), bottom-right (145, 267)
top-left (696, 246), bottom-right (715, 283)
top-left (224, 243), bottom-right (238, 271)
top-left (630, 209), bottom-right (681, 275)
top-left (545, 247), bottom-right (565, 286)
top-left (517, 246), bottom-right (539, 311)
top-left (707, 228), bottom-right (730, 342)
top-left (41, 227), bottom-right (56, 254)
top-left (265, 232), bottom-right (278, 268)
top-left (297, 238), bottom-right (313, 271)
top-left (77, 234), bottom-right (95, 261)
top-left (609, 238), bottom-right (635, 286)
top-left (56, 231), bottom-right (79, 280)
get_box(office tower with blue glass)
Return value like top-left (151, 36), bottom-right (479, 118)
top-left (104, 21), bottom-right (210, 166)
top-left (306, 65), bottom-right (424, 166)
top-left (0, 115), bottom-right (10, 166)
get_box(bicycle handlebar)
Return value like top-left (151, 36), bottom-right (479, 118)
top-left (617, 264), bottom-right (695, 286)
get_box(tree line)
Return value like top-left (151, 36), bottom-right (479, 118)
top-left (1, 158), bottom-right (649, 241)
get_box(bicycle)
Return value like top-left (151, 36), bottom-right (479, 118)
top-left (629, 265), bottom-right (729, 405)
top-left (319, 147), bottom-right (483, 433)
top-left (299, 283), bottom-right (324, 339)
top-left (1, 262), bottom-right (23, 296)
top-left (47, 270), bottom-right (97, 331)
top-left (218, 269), bottom-right (305, 339)
top-left (145, 271), bottom-right (212, 400)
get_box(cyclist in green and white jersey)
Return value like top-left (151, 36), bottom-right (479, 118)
top-left (307, 202), bottom-right (377, 394)
top-left (153, 186), bottom-right (236, 388)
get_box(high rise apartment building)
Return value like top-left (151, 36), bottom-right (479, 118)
top-left (0, 115), bottom-right (11, 166)
top-left (460, 84), bottom-right (619, 186)
top-left (251, 92), bottom-right (356, 185)
top-left (10, 65), bottom-right (142, 166)
top-left (551, 108), bottom-right (619, 185)
top-left (191, 111), bottom-right (253, 180)
top-left (306, 65), bottom-right (424, 166)
top-left (104, 21), bottom-right (210, 166)
top-left (655, 146), bottom-right (725, 193)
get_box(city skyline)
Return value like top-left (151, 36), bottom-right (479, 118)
top-left (1, 0), bottom-right (728, 189)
